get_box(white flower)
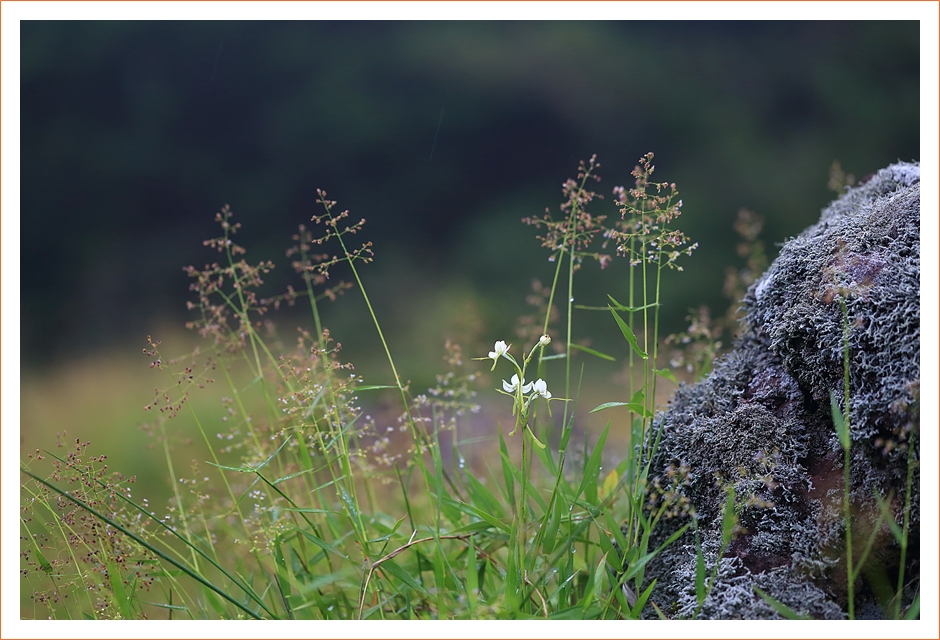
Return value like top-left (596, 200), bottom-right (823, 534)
top-left (502, 374), bottom-right (532, 394)
top-left (489, 340), bottom-right (509, 359)
top-left (531, 378), bottom-right (551, 399)
top-left (538, 334), bottom-right (552, 347)
top-left (486, 340), bottom-right (510, 370)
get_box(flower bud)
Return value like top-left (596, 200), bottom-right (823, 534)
top-left (538, 334), bottom-right (552, 347)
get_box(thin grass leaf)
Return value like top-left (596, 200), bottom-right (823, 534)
top-left (432, 544), bottom-right (447, 615)
top-left (205, 461), bottom-right (259, 473)
top-left (904, 593), bottom-right (920, 620)
top-left (542, 494), bottom-right (561, 555)
top-left (694, 528), bottom-right (706, 607)
top-left (602, 509), bottom-right (628, 561)
top-left (498, 429), bottom-right (516, 510)
top-left (654, 368), bottom-right (679, 384)
top-left (721, 485), bottom-right (737, 544)
top-left (202, 585), bottom-right (227, 617)
top-left (259, 435), bottom-right (293, 470)
top-left (272, 467), bottom-right (319, 485)
top-left (106, 552), bottom-right (132, 618)
top-left (753, 586), bottom-right (810, 620)
top-left (620, 523), bottom-right (691, 583)
top-left (601, 469), bottom-right (619, 501)
top-left (576, 421), bottom-right (610, 504)
top-left (830, 389), bottom-right (850, 451)
top-left (466, 536), bottom-right (479, 613)
top-left (531, 433), bottom-right (558, 475)
top-left (354, 384), bottom-right (398, 391)
top-left (297, 528), bottom-right (349, 560)
top-left (609, 305), bottom-right (648, 359)
top-left (630, 579), bottom-right (657, 619)
top-left (444, 498), bottom-right (510, 534)
top-left (281, 507), bottom-right (334, 514)
top-left (464, 471), bottom-right (505, 519)
top-left (504, 519), bottom-right (520, 611)
top-left (20, 468), bottom-right (266, 620)
top-left (569, 343), bottom-right (615, 361)
top-left (380, 558), bottom-right (428, 595)
top-left (874, 491), bottom-right (904, 543)
top-left (606, 295), bottom-right (659, 312)
top-left (581, 551), bottom-right (609, 616)
top-left (142, 601), bottom-right (188, 611)
top-left (273, 537), bottom-right (294, 619)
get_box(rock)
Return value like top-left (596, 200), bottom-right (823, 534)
top-left (641, 162), bottom-right (920, 619)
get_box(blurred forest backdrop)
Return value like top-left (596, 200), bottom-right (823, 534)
top-left (21, 21), bottom-right (919, 367)
top-left (20, 21), bottom-right (919, 467)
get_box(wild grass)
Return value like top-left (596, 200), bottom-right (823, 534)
top-left (19, 155), bottom-right (916, 621)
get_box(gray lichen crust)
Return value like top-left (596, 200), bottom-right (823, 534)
top-left (643, 162), bottom-right (919, 619)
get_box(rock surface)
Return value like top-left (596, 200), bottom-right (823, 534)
top-left (643, 162), bottom-right (920, 619)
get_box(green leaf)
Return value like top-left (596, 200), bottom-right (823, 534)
top-left (753, 586), bottom-right (810, 620)
top-left (603, 509), bottom-right (628, 561)
top-left (432, 544), bottom-right (447, 615)
top-left (581, 552), bottom-right (609, 616)
top-left (606, 295), bottom-right (659, 313)
top-left (258, 436), bottom-right (293, 471)
top-left (542, 494), bottom-right (561, 554)
top-left (569, 343), bottom-right (615, 361)
top-left (609, 306), bottom-right (648, 359)
top-left (354, 384), bottom-right (398, 391)
top-left (830, 389), bottom-right (850, 451)
top-left (206, 461), bottom-right (258, 473)
top-left (35, 548), bottom-right (53, 574)
top-left (445, 498), bottom-right (510, 534)
top-left (874, 491), bottom-right (904, 543)
top-left (721, 485), bottom-right (737, 544)
top-left (588, 401), bottom-right (651, 417)
top-left (577, 422), bottom-right (610, 504)
top-left (381, 558), bottom-right (428, 595)
top-left (464, 471), bottom-right (505, 519)
top-left (272, 467), bottom-right (318, 485)
top-left (466, 536), bottom-right (479, 612)
top-left (498, 429), bottom-right (516, 510)
top-left (630, 579), bottom-right (657, 619)
top-left (449, 519), bottom-right (500, 534)
top-left (107, 554), bottom-right (132, 618)
top-left (504, 520), bottom-right (521, 611)
top-left (655, 368), bottom-right (679, 384)
top-left (694, 528), bottom-right (706, 606)
top-left (297, 528), bottom-right (348, 560)
top-left (601, 469), bottom-right (619, 501)
top-left (21, 467), bottom-right (269, 620)
top-left (904, 593), bottom-right (920, 620)
top-left (281, 507), bottom-right (333, 514)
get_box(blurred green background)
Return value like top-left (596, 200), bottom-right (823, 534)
top-left (20, 21), bottom-right (919, 486)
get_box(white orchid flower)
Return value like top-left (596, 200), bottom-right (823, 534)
top-left (531, 378), bottom-right (551, 399)
top-left (502, 374), bottom-right (532, 394)
top-left (485, 340), bottom-right (510, 370)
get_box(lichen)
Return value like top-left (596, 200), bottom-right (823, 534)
top-left (642, 162), bottom-right (919, 619)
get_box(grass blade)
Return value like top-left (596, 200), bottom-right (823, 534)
top-left (20, 468), bottom-right (267, 620)
top-left (609, 305), bottom-right (647, 359)
top-left (753, 586), bottom-right (810, 620)
top-left (569, 343), bottom-right (615, 361)
top-left (576, 421), bottom-right (610, 504)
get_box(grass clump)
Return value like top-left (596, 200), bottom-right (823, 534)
top-left (20, 154), bottom-right (915, 621)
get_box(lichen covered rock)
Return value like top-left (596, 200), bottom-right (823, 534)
top-left (643, 162), bottom-right (919, 619)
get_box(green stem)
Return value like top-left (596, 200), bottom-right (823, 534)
top-left (840, 297), bottom-right (854, 620)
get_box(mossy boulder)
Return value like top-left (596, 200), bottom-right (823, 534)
top-left (643, 162), bottom-right (920, 619)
